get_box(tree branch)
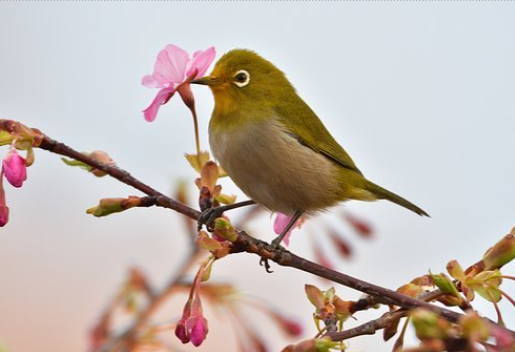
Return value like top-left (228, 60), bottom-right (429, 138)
top-left (36, 133), bottom-right (514, 339)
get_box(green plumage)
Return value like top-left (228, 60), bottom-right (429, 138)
top-left (194, 49), bottom-right (429, 217)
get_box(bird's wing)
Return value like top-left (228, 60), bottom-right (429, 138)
top-left (274, 98), bottom-right (363, 175)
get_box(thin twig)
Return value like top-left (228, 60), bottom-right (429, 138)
top-left (36, 133), bottom-right (515, 340)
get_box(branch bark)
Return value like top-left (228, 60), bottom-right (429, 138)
top-left (37, 133), bottom-right (514, 340)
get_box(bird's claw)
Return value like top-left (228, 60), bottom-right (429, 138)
top-left (258, 238), bottom-right (287, 273)
top-left (259, 257), bottom-right (273, 273)
top-left (197, 207), bottom-right (224, 232)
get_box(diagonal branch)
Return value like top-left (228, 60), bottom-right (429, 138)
top-left (39, 135), bottom-right (200, 220)
top-left (37, 133), bottom-right (514, 339)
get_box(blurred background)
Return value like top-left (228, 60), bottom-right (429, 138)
top-left (0, 2), bottom-right (514, 351)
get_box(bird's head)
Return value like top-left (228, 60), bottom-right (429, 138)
top-left (191, 49), bottom-right (295, 113)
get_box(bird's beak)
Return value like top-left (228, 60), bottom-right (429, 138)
top-left (190, 76), bottom-right (222, 86)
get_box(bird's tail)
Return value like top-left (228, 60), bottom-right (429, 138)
top-left (365, 180), bottom-right (429, 217)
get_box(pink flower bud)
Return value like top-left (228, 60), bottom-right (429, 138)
top-left (3, 149), bottom-right (27, 188)
top-left (174, 319), bottom-right (190, 344)
top-left (174, 262), bottom-right (210, 346)
top-left (276, 315), bottom-right (303, 337)
top-left (0, 204), bottom-right (8, 227)
top-left (188, 316), bottom-right (208, 347)
top-left (344, 212), bottom-right (373, 237)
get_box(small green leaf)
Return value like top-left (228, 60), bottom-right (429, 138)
top-left (0, 130), bottom-right (14, 146)
top-left (215, 193), bottom-right (237, 205)
top-left (431, 272), bottom-right (460, 297)
top-left (466, 270), bottom-right (503, 303)
top-left (61, 157), bottom-right (93, 171)
top-left (197, 231), bottom-right (223, 251)
top-left (185, 151), bottom-right (210, 173)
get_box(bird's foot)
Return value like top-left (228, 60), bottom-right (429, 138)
top-left (259, 257), bottom-right (273, 273)
top-left (197, 207), bottom-right (224, 232)
top-left (257, 238), bottom-right (288, 273)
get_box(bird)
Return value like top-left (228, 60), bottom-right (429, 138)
top-left (191, 49), bottom-right (428, 247)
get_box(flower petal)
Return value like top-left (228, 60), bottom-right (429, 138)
top-left (142, 86), bottom-right (176, 122)
top-left (273, 213), bottom-right (296, 246)
top-left (161, 44), bottom-right (190, 82)
top-left (2, 149), bottom-right (27, 188)
top-left (174, 319), bottom-right (190, 344)
top-left (187, 47), bottom-right (216, 78)
top-left (187, 316), bottom-right (208, 347)
top-left (141, 74), bottom-right (163, 89)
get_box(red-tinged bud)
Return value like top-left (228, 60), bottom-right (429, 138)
top-left (175, 320), bottom-right (190, 344)
top-left (333, 296), bottom-right (352, 319)
top-left (86, 196), bottom-right (142, 217)
top-left (281, 339), bottom-right (316, 352)
top-left (344, 212), bottom-right (373, 237)
top-left (178, 83), bottom-right (195, 111)
top-left (327, 229), bottom-right (352, 258)
top-left (281, 319), bottom-right (303, 337)
top-left (305, 284), bottom-right (325, 310)
top-left (88, 151), bottom-right (115, 177)
top-left (397, 283), bottom-right (424, 298)
top-left (2, 148), bottom-right (27, 188)
top-left (200, 161), bottom-right (219, 193)
top-left (312, 241), bottom-right (333, 269)
top-left (270, 312), bottom-right (303, 337)
top-left (482, 232), bottom-right (515, 271)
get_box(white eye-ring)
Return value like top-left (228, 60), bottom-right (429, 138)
top-left (233, 69), bottom-right (250, 87)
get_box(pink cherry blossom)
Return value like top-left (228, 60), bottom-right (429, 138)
top-left (273, 213), bottom-right (303, 246)
top-left (174, 262), bottom-right (209, 346)
top-left (2, 148), bottom-right (27, 188)
top-left (142, 45), bottom-right (215, 122)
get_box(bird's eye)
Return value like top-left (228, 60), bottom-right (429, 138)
top-left (233, 70), bottom-right (250, 87)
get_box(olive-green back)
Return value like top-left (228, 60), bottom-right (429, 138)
top-left (273, 94), bottom-right (362, 175)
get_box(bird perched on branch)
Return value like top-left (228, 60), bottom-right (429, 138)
top-left (192, 49), bottom-right (428, 247)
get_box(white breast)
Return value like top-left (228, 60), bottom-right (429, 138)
top-left (209, 119), bottom-right (342, 214)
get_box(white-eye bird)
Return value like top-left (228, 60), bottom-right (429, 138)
top-left (192, 49), bottom-right (428, 246)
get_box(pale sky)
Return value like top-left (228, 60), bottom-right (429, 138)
top-left (0, 2), bottom-right (514, 352)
